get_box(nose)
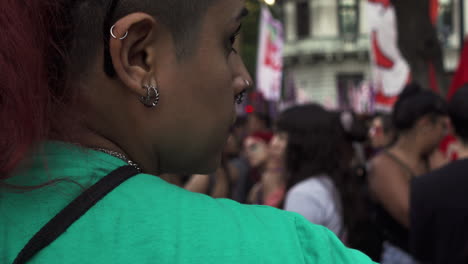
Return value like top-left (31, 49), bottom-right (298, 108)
top-left (231, 53), bottom-right (253, 98)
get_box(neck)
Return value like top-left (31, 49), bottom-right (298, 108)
top-left (72, 126), bottom-right (160, 175)
top-left (393, 132), bottom-right (426, 160)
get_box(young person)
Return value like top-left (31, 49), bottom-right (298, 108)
top-left (0, 1), bottom-right (374, 263)
top-left (411, 85), bottom-right (468, 264)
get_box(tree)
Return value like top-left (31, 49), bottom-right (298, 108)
top-left (392, 0), bottom-right (448, 96)
top-left (241, 0), bottom-right (261, 82)
top-left (240, 1), bottom-right (283, 84)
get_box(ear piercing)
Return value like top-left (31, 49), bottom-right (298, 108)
top-left (110, 25), bottom-right (128, 40)
top-left (236, 90), bottom-right (246, 104)
top-left (140, 84), bottom-right (160, 107)
top-left (235, 80), bottom-right (251, 104)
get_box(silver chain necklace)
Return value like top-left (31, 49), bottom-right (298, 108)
top-left (93, 148), bottom-right (142, 173)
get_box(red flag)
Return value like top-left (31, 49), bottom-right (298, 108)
top-left (372, 31), bottom-right (394, 69)
top-left (447, 39), bottom-right (468, 100)
top-left (368, 0), bottom-right (391, 8)
top-left (430, 0), bottom-right (439, 24)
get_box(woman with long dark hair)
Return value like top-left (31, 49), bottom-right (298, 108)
top-left (279, 104), bottom-right (360, 240)
top-left (0, 1), bottom-right (374, 263)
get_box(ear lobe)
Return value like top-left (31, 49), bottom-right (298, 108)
top-left (109, 13), bottom-right (157, 97)
top-left (417, 115), bottom-right (430, 128)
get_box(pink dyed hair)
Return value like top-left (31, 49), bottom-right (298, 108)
top-left (0, 0), bottom-right (55, 180)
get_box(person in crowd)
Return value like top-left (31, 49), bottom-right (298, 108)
top-left (410, 85), bottom-right (468, 264)
top-left (337, 111), bottom-right (385, 262)
top-left (159, 173), bottom-right (184, 187)
top-left (184, 164), bottom-right (234, 199)
top-left (185, 133), bottom-right (238, 198)
top-left (246, 131), bottom-right (288, 208)
top-left (228, 117), bottom-right (255, 203)
top-left (0, 0), bottom-right (375, 263)
top-left (280, 104), bottom-right (361, 242)
top-left (369, 113), bottom-right (396, 150)
top-left (231, 116), bottom-right (248, 144)
top-left (246, 112), bottom-right (272, 134)
top-left (245, 132), bottom-right (286, 208)
top-left (368, 83), bottom-right (448, 264)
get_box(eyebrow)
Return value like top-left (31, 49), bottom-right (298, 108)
top-left (235, 7), bottom-right (249, 21)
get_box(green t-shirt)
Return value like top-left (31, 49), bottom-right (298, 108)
top-left (1, 142), bottom-right (376, 263)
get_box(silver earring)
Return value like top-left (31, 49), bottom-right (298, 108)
top-left (140, 84), bottom-right (160, 107)
top-left (110, 25), bottom-right (128, 40)
top-left (235, 79), bottom-right (250, 104)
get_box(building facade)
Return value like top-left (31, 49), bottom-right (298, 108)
top-left (281, 0), bottom-right (468, 108)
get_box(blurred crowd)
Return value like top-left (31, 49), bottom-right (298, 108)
top-left (160, 82), bottom-right (468, 264)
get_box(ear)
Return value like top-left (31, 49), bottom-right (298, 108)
top-left (108, 13), bottom-right (159, 97)
top-left (417, 115), bottom-right (434, 130)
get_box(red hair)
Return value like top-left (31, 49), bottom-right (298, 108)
top-left (0, 0), bottom-right (53, 180)
top-left (249, 132), bottom-right (274, 144)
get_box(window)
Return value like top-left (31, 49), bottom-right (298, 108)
top-left (437, 0), bottom-right (454, 46)
top-left (338, 0), bottom-right (359, 41)
top-left (296, 1), bottom-right (310, 39)
top-left (336, 73), bottom-right (364, 110)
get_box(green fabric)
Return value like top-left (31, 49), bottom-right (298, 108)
top-left (1, 142), bottom-right (377, 263)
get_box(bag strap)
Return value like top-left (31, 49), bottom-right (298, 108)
top-left (13, 165), bottom-right (140, 264)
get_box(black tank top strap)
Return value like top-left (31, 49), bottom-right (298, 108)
top-left (381, 149), bottom-right (416, 179)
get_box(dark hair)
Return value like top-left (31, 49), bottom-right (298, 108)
top-left (338, 111), bottom-right (369, 142)
top-left (277, 104), bottom-right (361, 232)
top-left (276, 104), bottom-right (351, 186)
top-left (250, 112), bottom-right (272, 130)
top-left (393, 82), bottom-right (448, 132)
top-left (449, 85), bottom-right (468, 143)
top-left (0, 0), bottom-right (215, 180)
top-left (70, 0), bottom-right (216, 77)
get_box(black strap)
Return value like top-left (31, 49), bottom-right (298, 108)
top-left (13, 165), bottom-right (140, 264)
top-left (382, 150), bottom-right (417, 179)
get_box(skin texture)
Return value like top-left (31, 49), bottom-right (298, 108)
top-left (369, 114), bottom-right (448, 227)
top-left (269, 132), bottom-right (288, 166)
top-left (73, 0), bottom-right (252, 175)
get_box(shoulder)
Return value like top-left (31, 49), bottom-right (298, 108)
top-left (369, 153), bottom-right (395, 173)
top-left (293, 216), bottom-right (376, 263)
top-left (45, 173), bottom-right (375, 263)
top-left (288, 176), bottom-right (331, 197)
top-left (368, 152), bottom-right (406, 185)
top-left (285, 176), bottom-right (336, 212)
top-left (90, 173), bottom-right (300, 233)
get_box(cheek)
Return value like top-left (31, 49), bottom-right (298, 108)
top-left (198, 64), bottom-right (233, 121)
top-left (280, 140), bottom-right (288, 151)
top-left (181, 58), bottom-right (234, 127)
top-left (155, 61), bottom-right (234, 168)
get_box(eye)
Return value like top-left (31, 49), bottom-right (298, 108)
top-left (229, 24), bottom-right (242, 54)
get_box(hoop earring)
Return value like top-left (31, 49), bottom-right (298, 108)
top-left (140, 84), bottom-right (160, 108)
top-left (110, 25), bottom-right (128, 40)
